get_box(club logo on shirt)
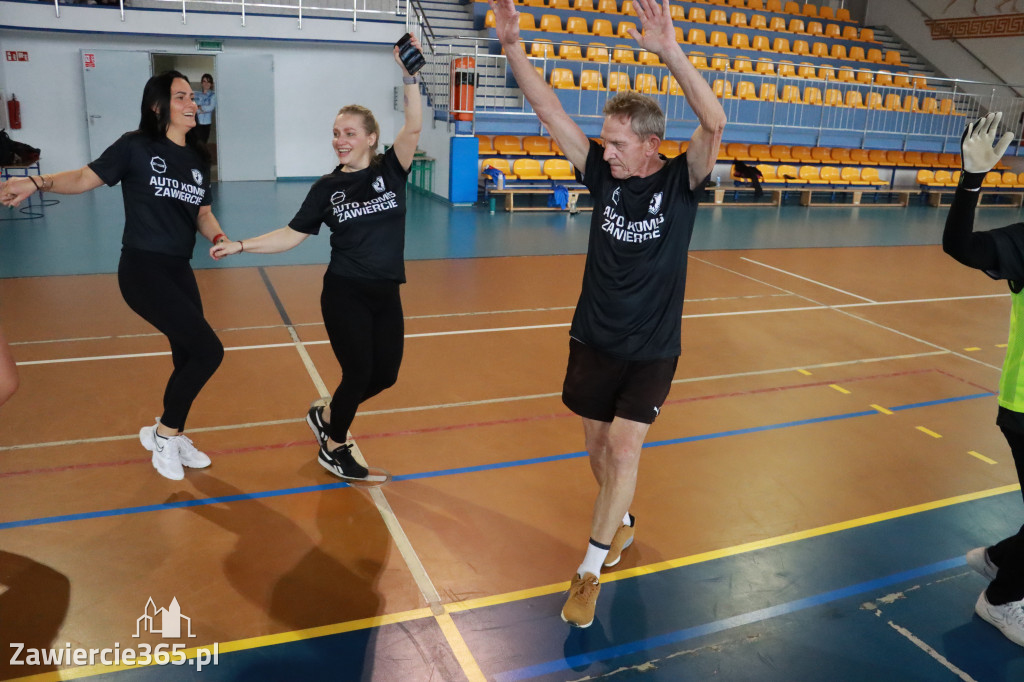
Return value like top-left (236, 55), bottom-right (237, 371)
top-left (611, 186), bottom-right (621, 206)
top-left (192, 169), bottom-right (204, 186)
top-left (372, 176), bottom-right (386, 193)
top-left (330, 191), bottom-right (347, 206)
top-left (150, 157), bottom-right (167, 174)
top-left (648, 192), bottom-right (663, 215)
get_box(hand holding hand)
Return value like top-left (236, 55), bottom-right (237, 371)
top-left (962, 111), bottom-right (1014, 174)
top-left (210, 240), bottom-right (244, 261)
top-left (0, 177), bottom-right (36, 208)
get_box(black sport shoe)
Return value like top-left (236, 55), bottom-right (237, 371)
top-left (318, 442), bottom-right (369, 480)
top-left (307, 405), bottom-right (330, 447)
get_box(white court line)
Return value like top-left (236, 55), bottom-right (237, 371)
top-left (694, 256), bottom-right (1004, 373)
top-left (740, 257), bottom-right (877, 303)
top-left (887, 620), bottom-right (977, 681)
top-left (0, 350), bottom-right (957, 452)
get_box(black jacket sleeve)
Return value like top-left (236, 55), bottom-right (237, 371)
top-left (942, 187), bottom-right (999, 271)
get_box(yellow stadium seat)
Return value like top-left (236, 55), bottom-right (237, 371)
top-left (710, 31), bottom-right (729, 48)
top-left (883, 93), bottom-right (903, 111)
top-left (566, 16), bottom-right (589, 34)
top-left (902, 151), bottom-right (923, 167)
top-left (670, 4), bottom-right (686, 20)
top-left (920, 152), bottom-right (940, 167)
top-left (710, 53), bottom-right (730, 70)
top-left (837, 8), bottom-right (850, 21)
top-left (749, 145), bottom-right (771, 161)
top-left (482, 158), bottom-right (516, 179)
top-left (513, 158), bottom-right (545, 180)
top-left (549, 0), bottom-right (570, 8)
top-left (792, 40), bottom-right (810, 56)
top-left (616, 21), bottom-right (637, 38)
top-left (769, 17), bottom-right (787, 33)
top-left (750, 14), bottom-right (768, 30)
top-left (836, 67), bottom-right (855, 84)
top-left (709, 9), bottom-right (728, 24)
top-left (539, 14), bottom-right (562, 32)
top-left (477, 135), bottom-right (496, 155)
top-left (608, 71), bottom-right (631, 91)
top-left (874, 71), bottom-right (893, 87)
top-left (733, 56), bottom-right (754, 73)
top-left (861, 167), bottom-right (887, 186)
top-left (592, 19), bottom-right (614, 36)
top-left (893, 73), bottom-right (912, 88)
top-left (688, 28), bottom-right (709, 45)
top-left (819, 6), bottom-right (834, 20)
top-left (573, 0), bottom-right (594, 9)
top-left (921, 97), bottom-right (938, 114)
top-left (939, 99), bottom-right (957, 115)
top-left (752, 36), bottom-right (771, 51)
top-left (689, 51), bottom-right (710, 69)
top-left (811, 42), bottom-right (829, 58)
top-left (797, 63), bottom-right (816, 79)
top-left (885, 150), bottom-right (905, 165)
top-left (810, 147), bottom-right (831, 163)
top-left (620, 0), bottom-right (634, 13)
top-left (777, 165), bottom-right (801, 183)
top-left (830, 44), bottom-right (848, 61)
top-left (820, 166), bottom-right (841, 184)
top-left (530, 39), bottom-right (556, 59)
top-left (844, 91), bottom-right (864, 108)
top-left (612, 45), bottom-right (636, 63)
top-left (549, 67), bottom-right (576, 89)
top-left (494, 135), bottom-right (525, 155)
top-left (758, 164), bottom-right (780, 183)
top-left (731, 33), bottom-right (751, 50)
top-left (712, 79), bottom-right (734, 98)
top-left (660, 74), bottom-right (683, 95)
top-left (597, 0), bottom-right (619, 12)
top-left (823, 89), bottom-right (843, 106)
top-left (658, 140), bottom-right (681, 157)
top-left (860, 28), bottom-right (875, 42)
top-left (766, 0), bottom-right (782, 11)
top-left (736, 81), bottom-right (759, 100)
top-left (791, 146), bottom-right (812, 163)
top-left (885, 50), bottom-right (902, 66)
top-left (849, 148), bottom-right (870, 165)
top-left (855, 69), bottom-right (873, 85)
top-left (818, 65), bottom-right (836, 81)
top-left (866, 93), bottom-right (884, 110)
top-left (544, 159), bottom-right (575, 180)
top-left (558, 42), bottom-right (584, 60)
top-left (849, 46), bottom-right (866, 61)
top-left (485, 9), bottom-right (496, 28)
top-left (831, 148), bottom-right (852, 165)
top-left (777, 61), bottom-right (797, 78)
top-left (773, 37), bottom-right (793, 54)
top-left (803, 86), bottom-right (823, 105)
top-left (759, 82), bottom-right (778, 101)
top-left (730, 12), bottom-right (748, 28)
top-left (519, 14), bottom-right (537, 30)
top-left (634, 73), bottom-right (661, 94)
top-left (580, 70), bottom-right (604, 90)
top-left (770, 145), bottom-right (795, 162)
top-left (824, 23), bottom-right (840, 39)
top-left (867, 48), bottom-right (884, 63)
top-left (807, 21), bottom-right (824, 37)
top-left (689, 7), bottom-right (707, 22)
top-left (523, 136), bottom-right (554, 155)
top-left (842, 26), bottom-right (858, 40)
top-left (926, 170), bottom-right (951, 186)
top-left (756, 57), bottom-right (775, 75)
top-left (841, 167), bottom-right (868, 185)
top-left (639, 50), bottom-right (661, 66)
top-left (783, 1), bottom-right (799, 13)
top-left (748, 0), bottom-right (764, 8)
top-left (916, 169), bottom-right (934, 185)
top-left (802, 3), bottom-right (817, 17)
top-left (799, 166), bottom-right (826, 184)
top-left (780, 84), bottom-right (801, 102)
top-left (788, 18), bottom-right (805, 33)
top-left (586, 43), bottom-right (610, 62)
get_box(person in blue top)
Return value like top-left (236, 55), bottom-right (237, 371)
top-left (211, 35), bottom-right (424, 485)
top-left (941, 111), bottom-right (1024, 647)
top-left (0, 71), bottom-right (231, 481)
top-left (194, 73), bottom-right (215, 144)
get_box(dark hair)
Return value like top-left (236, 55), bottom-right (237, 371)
top-left (138, 70), bottom-right (210, 164)
top-left (201, 73), bottom-right (214, 87)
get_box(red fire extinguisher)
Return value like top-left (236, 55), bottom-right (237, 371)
top-left (7, 94), bottom-right (22, 130)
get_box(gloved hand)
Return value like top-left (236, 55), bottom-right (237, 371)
top-left (960, 111), bottom-right (1014, 190)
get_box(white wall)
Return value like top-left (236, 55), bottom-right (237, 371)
top-left (865, 0), bottom-right (1024, 101)
top-left (0, 3), bottom-right (435, 179)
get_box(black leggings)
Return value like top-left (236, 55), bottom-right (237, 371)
top-left (986, 425), bottom-right (1024, 604)
top-left (321, 272), bottom-right (404, 444)
top-left (118, 248), bottom-right (224, 431)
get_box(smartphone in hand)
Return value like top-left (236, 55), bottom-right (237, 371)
top-left (395, 33), bottom-right (426, 76)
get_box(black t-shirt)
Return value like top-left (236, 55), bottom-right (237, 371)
top-left (88, 132), bottom-right (211, 258)
top-left (571, 139), bottom-right (703, 360)
top-left (289, 147), bottom-right (410, 283)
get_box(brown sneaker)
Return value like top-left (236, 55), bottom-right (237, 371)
top-left (603, 523), bottom-right (635, 567)
top-left (561, 572), bottom-right (601, 628)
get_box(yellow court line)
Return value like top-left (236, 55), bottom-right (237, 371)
top-left (17, 484), bottom-right (1022, 682)
top-left (916, 426), bottom-right (943, 438)
top-left (829, 384), bottom-right (851, 395)
top-left (997, 344), bottom-right (1008, 348)
top-left (435, 612), bottom-right (488, 681)
top-left (870, 404), bottom-right (894, 415)
top-left (964, 347), bottom-right (981, 352)
top-left (968, 450), bottom-right (998, 465)
top-left (797, 369), bottom-right (813, 376)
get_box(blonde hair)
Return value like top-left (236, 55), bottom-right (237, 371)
top-left (603, 91), bottom-right (665, 142)
top-left (337, 104), bottom-right (381, 153)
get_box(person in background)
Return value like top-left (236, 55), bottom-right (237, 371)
top-left (194, 73), bottom-right (216, 144)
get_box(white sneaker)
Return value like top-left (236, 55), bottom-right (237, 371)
top-left (967, 547), bottom-right (998, 581)
top-left (175, 434), bottom-right (211, 469)
top-left (975, 591), bottom-right (1024, 647)
top-left (139, 421), bottom-right (184, 481)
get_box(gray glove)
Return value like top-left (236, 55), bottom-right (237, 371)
top-left (960, 111), bottom-right (1014, 190)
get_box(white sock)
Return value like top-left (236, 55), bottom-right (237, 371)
top-left (622, 512), bottom-right (633, 527)
top-left (577, 539), bottom-right (609, 579)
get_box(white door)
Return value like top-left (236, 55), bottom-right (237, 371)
top-left (81, 50), bottom-right (151, 158)
top-left (216, 54), bottom-right (276, 181)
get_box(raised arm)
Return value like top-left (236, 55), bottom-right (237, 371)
top-left (488, 0), bottom-right (590, 170)
top-left (943, 112), bottom-right (1015, 271)
top-left (0, 166), bottom-right (105, 208)
top-left (392, 34), bottom-right (424, 172)
top-left (628, 0), bottom-right (725, 189)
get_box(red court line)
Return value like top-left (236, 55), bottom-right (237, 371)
top-left (0, 368), bottom-right (990, 481)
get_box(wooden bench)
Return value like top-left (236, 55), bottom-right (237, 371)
top-left (797, 188), bottom-right (912, 207)
top-left (706, 187), bottom-right (782, 206)
top-left (486, 184), bottom-right (591, 213)
top-left (926, 190), bottom-right (1024, 208)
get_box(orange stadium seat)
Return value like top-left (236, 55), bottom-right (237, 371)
top-left (586, 43), bottom-right (610, 62)
top-left (512, 158), bottom-right (545, 180)
top-left (689, 7), bottom-right (707, 22)
top-left (566, 16), bottom-right (589, 34)
top-left (494, 135), bottom-right (525, 155)
top-left (732, 33), bottom-right (751, 50)
top-left (759, 82), bottom-right (778, 101)
top-left (539, 14), bottom-right (562, 32)
top-left (823, 88), bottom-right (843, 106)
top-left (550, 68), bottom-right (576, 88)
top-left (543, 158), bottom-right (575, 181)
top-left (482, 158), bottom-right (516, 179)
top-left (580, 70), bottom-right (604, 90)
top-left (477, 135), bottom-right (496, 155)
top-left (840, 167), bottom-right (868, 185)
top-left (730, 12), bottom-right (748, 28)
top-left (592, 18), bottom-right (614, 36)
top-left (608, 71), bottom-right (631, 91)
top-left (558, 42), bottom-right (584, 60)
top-left (523, 136), bottom-right (554, 155)
top-left (737, 81), bottom-right (759, 100)
top-left (662, 75), bottom-right (684, 95)
top-left (837, 7), bottom-right (850, 21)
top-left (659, 140), bottom-right (681, 157)
top-left (616, 21), bottom-right (636, 38)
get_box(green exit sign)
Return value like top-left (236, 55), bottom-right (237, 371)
top-left (196, 40), bottom-right (223, 52)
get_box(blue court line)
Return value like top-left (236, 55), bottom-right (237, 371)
top-left (0, 391), bottom-right (995, 531)
top-left (494, 556), bottom-right (968, 682)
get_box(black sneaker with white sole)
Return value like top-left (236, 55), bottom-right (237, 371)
top-left (318, 442), bottom-right (369, 480)
top-left (307, 405), bottom-right (330, 447)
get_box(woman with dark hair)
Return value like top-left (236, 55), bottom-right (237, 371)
top-left (211, 35), bottom-right (424, 483)
top-left (0, 70), bottom-right (229, 481)
top-left (194, 73), bottom-right (216, 144)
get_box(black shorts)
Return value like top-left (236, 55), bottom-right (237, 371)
top-left (561, 338), bottom-right (678, 424)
